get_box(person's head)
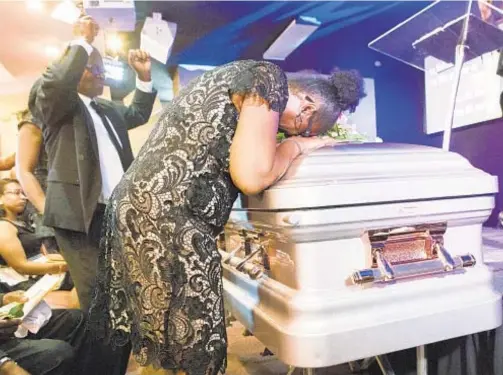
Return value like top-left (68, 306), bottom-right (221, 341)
top-left (280, 68), bottom-right (366, 137)
top-left (77, 48), bottom-right (105, 98)
top-left (0, 179), bottom-right (26, 217)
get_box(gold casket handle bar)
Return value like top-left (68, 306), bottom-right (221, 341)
top-left (351, 251), bottom-right (476, 285)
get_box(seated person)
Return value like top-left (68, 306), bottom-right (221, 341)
top-left (16, 107), bottom-right (58, 252)
top-left (0, 290), bottom-right (130, 375)
top-left (0, 179), bottom-right (68, 291)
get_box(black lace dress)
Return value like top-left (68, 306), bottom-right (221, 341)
top-left (88, 60), bottom-right (289, 375)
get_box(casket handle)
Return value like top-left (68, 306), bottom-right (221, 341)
top-left (351, 247), bottom-right (476, 285)
top-left (282, 215), bottom-right (300, 226)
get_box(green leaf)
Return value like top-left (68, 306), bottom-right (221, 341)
top-left (7, 303), bottom-right (24, 319)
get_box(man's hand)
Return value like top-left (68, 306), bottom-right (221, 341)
top-left (0, 319), bottom-right (21, 342)
top-left (2, 292), bottom-right (27, 306)
top-left (128, 49), bottom-right (152, 82)
top-left (74, 15), bottom-right (100, 44)
top-left (0, 361), bottom-right (31, 375)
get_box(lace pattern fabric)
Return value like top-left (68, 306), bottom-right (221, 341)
top-left (88, 60), bottom-right (289, 375)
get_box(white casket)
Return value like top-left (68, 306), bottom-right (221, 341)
top-left (220, 143), bottom-right (502, 369)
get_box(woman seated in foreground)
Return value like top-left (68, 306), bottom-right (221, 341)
top-left (0, 179), bottom-right (78, 308)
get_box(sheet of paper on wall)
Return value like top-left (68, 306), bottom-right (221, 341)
top-left (141, 13), bottom-right (177, 64)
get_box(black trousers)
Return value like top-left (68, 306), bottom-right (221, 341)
top-left (53, 205), bottom-right (106, 312)
top-left (0, 309), bottom-right (131, 375)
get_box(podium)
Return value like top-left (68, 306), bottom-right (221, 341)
top-left (361, 2), bottom-right (503, 375)
top-left (368, 0), bottom-right (503, 151)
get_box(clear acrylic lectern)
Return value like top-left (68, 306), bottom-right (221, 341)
top-left (368, 0), bottom-right (503, 151)
top-left (363, 1), bottom-right (503, 374)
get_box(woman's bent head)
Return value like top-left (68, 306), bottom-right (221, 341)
top-left (280, 68), bottom-right (366, 137)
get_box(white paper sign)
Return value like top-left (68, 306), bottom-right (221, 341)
top-left (141, 13), bottom-right (177, 64)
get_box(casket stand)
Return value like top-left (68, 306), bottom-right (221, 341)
top-left (219, 143), bottom-right (502, 374)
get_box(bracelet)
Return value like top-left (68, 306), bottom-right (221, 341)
top-left (0, 357), bottom-right (14, 369)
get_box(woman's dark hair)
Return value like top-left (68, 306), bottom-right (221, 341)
top-left (287, 68), bottom-right (366, 133)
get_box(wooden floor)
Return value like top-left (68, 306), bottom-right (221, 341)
top-left (125, 227), bottom-right (503, 375)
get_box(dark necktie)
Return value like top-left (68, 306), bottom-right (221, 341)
top-left (90, 101), bottom-right (127, 171)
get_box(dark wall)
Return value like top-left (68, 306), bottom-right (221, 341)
top-left (428, 120), bottom-right (503, 227)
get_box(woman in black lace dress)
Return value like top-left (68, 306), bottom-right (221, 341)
top-left (88, 60), bottom-right (365, 375)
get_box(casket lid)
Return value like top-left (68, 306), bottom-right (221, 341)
top-left (236, 143), bottom-right (497, 211)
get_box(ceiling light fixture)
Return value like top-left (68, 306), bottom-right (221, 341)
top-left (51, 0), bottom-right (81, 24)
top-left (263, 16), bottom-right (321, 61)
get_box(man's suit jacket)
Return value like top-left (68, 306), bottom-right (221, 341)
top-left (33, 45), bottom-right (156, 234)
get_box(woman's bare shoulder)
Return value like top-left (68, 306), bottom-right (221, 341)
top-left (0, 220), bottom-right (18, 237)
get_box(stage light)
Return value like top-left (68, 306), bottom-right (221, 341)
top-left (44, 45), bottom-right (61, 60)
top-left (106, 32), bottom-right (123, 54)
top-left (179, 65), bottom-right (215, 72)
top-left (51, 1), bottom-right (81, 24)
top-left (263, 16), bottom-right (320, 61)
top-left (26, 0), bottom-right (44, 12)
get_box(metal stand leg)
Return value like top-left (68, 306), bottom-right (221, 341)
top-left (286, 366), bottom-right (296, 375)
top-left (417, 345), bottom-right (428, 375)
top-left (347, 355), bottom-right (395, 375)
top-left (442, 0), bottom-right (473, 151)
top-left (376, 355), bottom-right (396, 375)
top-left (361, 357), bottom-right (376, 370)
top-left (348, 362), bottom-right (360, 372)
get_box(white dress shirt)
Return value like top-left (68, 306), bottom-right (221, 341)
top-left (71, 38), bottom-right (153, 201)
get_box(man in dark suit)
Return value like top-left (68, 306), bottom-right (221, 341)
top-left (33, 15), bottom-right (156, 316)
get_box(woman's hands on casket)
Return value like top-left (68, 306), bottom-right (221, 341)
top-left (286, 136), bottom-right (341, 154)
top-left (230, 95), bottom-right (342, 195)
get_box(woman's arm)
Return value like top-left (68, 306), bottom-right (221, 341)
top-left (0, 153), bottom-right (15, 172)
top-left (229, 96), bottom-right (301, 195)
top-left (0, 223), bottom-right (67, 276)
top-left (229, 96), bottom-right (337, 195)
top-left (16, 124), bottom-right (46, 213)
